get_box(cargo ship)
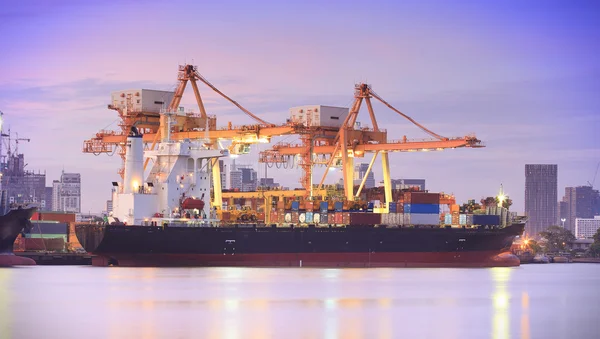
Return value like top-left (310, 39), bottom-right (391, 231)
top-left (0, 206), bottom-right (38, 266)
top-left (76, 122), bottom-right (525, 267)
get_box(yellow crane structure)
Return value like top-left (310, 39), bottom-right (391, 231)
top-left (259, 83), bottom-right (483, 211)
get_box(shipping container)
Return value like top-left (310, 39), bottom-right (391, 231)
top-left (388, 202), bottom-right (397, 213)
top-left (349, 212), bottom-right (381, 225)
top-left (291, 212), bottom-right (299, 223)
top-left (289, 105), bottom-right (350, 128)
top-left (334, 212), bottom-right (343, 224)
top-left (459, 214), bottom-right (467, 225)
top-left (342, 212), bottom-right (350, 224)
top-left (403, 204), bottom-right (440, 214)
top-left (276, 201), bottom-right (285, 209)
top-left (291, 201), bottom-right (300, 211)
top-left (24, 238), bottom-right (65, 252)
top-left (444, 214), bottom-right (452, 225)
top-left (327, 213), bottom-right (335, 224)
top-left (397, 213), bottom-right (405, 226)
top-left (306, 212), bottom-right (314, 223)
top-left (299, 213), bottom-right (306, 223)
top-left (450, 204), bottom-right (460, 213)
top-left (29, 222), bottom-right (68, 235)
top-left (403, 192), bottom-right (440, 204)
top-left (32, 212), bottom-right (76, 223)
top-left (320, 202), bottom-right (328, 213)
top-left (466, 214), bottom-right (474, 225)
top-left (405, 213), bottom-right (440, 225)
top-left (305, 201), bottom-right (314, 211)
top-left (314, 213), bottom-right (322, 224)
top-left (284, 212), bottom-right (292, 223)
top-left (334, 201), bottom-right (343, 212)
top-left (397, 203), bottom-right (404, 213)
top-left (278, 212), bottom-right (285, 224)
top-left (270, 211), bottom-right (278, 223)
top-left (472, 214), bottom-right (501, 226)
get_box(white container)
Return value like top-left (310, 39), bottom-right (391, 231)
top-left (397, 213), bottom-right (404, 226)
top-left (111, 89), bottom-right (175, 113)
top-left (405, 213), bottom-right (439, 225)
top-left (289, 105), bottom-right (349, 128)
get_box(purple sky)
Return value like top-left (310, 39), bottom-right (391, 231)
top-left (1, 0), bottom-right (599, 213)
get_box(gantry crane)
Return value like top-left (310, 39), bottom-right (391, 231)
top-left (83, 64), bottom-right (300, 208)
top-left (259, 83), bottom-right (483, 211)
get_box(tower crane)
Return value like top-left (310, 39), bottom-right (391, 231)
top-left (259, 83), bottom-right (484, 211)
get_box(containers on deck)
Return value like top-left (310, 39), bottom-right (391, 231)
top-left (348, 212), bottom-right (381, 225)
top-left (291, 201), bottom-right (300, 211)
top-left (320, 202), bottom-right (328, 213)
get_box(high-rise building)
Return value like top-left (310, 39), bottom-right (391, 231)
top-left (561, 186), bottom-right (600, 232)
top-left (353, 163), bottom-right (375, 188)
top-left (575, 216), bottom-right (600, 239)
top-left (44, 186), bottom-right (53, 211)
top-left (524, 164), bottom-right (558, 237)
top-left (390, 179), bottom-right (426, 191)
top-left (0, 153), bottom-right (47, 213)
top-left (259, 178), bottom-right (280, 189)
top-left (229, 163), bottom-right (257, 192)
top-left (52, 171), bottom-right (81, 213)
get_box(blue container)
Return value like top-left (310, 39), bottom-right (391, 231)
top-left (306, 212), bottom-right (314, 223)
top-left (334, 201), bottom-right (343, 212)
top-left (320, 202), bottom-right (328, 213)
top-left (472, 214), bottom-right (500, 226)
top-left (404, 203), bottom-right (439, 214)
top-left (291, 201), bottom-right (300, 211)
top-left (388, 202), bottom-right (397, 213)
top-left (366, 202), bottom-right (374, 212)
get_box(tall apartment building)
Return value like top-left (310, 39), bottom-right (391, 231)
top-left (52, 171), bottom-right (81, 213)
top-left (560, 186), bottom-right (600, 232)
top-left (353, 163), bottom-right (375, 188)
top-left (524, 164), bottom-right (558, 237)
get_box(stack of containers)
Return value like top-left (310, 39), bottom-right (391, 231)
top-left (403, 192), bottom-right (440, 225)
top-left (320, 202), bottom-right (328, 225)
top-left (444, 214), bottom-right (452, 225)
top-left (459, 214), bottom-right (467, 225)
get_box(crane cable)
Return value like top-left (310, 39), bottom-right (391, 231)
top-left (369, 90), bottom-right (447, 141)
top-left (193, 70), bottom-right (273, 127)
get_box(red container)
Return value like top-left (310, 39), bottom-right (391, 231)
top-left (270, 211), bottom-right (278, 223)
top-left (334, 212), bottom-right (343, 224)
top-left (342, 212), bottom-right (350, 224)
top-left (305, 201), bottom-right (314, 211)
top-left (349, 212), bottom-right (382, 225)
top-left (403, 192), bottom-right (440, 204)
top-left (291, 212), bottom-right (299, 223)
top-left (396, 203), bottom-right (404, 213)
top-left (257, 212), bottom-right (265, 222)
top-left (32, 212), bottom-right (76, 223)
top-left (276, 201), bottom-right (285, 209)
top-left (328, 213), bottom-right (336, 224)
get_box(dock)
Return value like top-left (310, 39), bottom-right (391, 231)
top-left (17, 252), bottom-right (93, 265)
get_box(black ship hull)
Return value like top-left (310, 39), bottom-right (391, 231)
top-left (76, 223), bottom-right (525, 268)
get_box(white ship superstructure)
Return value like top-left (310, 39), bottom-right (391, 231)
top-left (111, 111), bottom-right (228, 226)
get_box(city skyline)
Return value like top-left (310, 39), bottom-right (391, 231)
top-left (1, 0), bottom-right (598, 213)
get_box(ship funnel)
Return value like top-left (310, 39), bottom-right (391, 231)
top-left (123, 130), bottom-right (144, 194)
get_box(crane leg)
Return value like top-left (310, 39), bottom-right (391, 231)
top-left (211, 158), bottom-right (223, 210)
top-left (381, 152), bottom-right (392, 213)
top-left (356, 151), bottom-right (379, 198)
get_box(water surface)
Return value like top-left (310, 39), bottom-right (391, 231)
top-left (1, 264), bottom-right (599, 339)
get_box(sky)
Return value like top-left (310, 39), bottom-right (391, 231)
top-left (0, 0), bottom-right (599, 213)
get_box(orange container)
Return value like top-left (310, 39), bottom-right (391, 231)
top-left (334, 213), bottom-right (343, 224)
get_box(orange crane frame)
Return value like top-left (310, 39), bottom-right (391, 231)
top-left (259, 83), bottom-right (483, 211)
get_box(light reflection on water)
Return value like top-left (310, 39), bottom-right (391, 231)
top-left (2, 265), bottom-right (600, 339)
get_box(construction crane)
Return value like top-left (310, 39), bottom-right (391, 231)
top-left (259, 83), bottom-right (483, 211)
